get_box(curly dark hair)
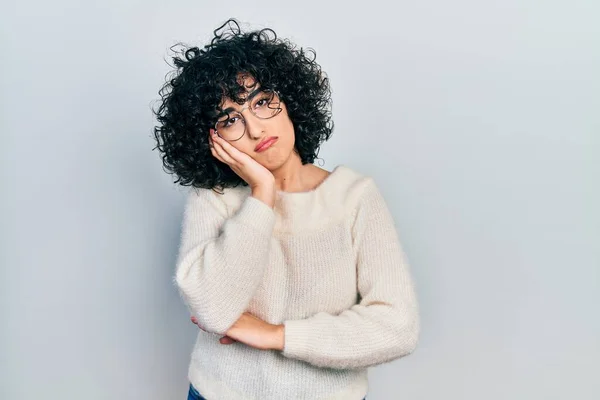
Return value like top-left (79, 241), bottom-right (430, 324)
top-left (152, 18), bottom-right (334, 190)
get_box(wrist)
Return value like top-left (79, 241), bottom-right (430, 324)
top-left (270, 323), bottom-right (285, 351)
top-left (251, 185), bottom-right (275, 208)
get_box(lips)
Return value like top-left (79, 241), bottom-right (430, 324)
top-left (255, 136), bottom-right (278, 152)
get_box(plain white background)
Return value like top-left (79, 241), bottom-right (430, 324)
top-left (1, 0), bottom-right (598, 399)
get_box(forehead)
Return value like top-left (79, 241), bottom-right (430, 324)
top-left (219, 73), bottom-right (262, 108)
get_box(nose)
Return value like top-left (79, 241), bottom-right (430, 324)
top-left (242, 110), bottom-right (266, 140)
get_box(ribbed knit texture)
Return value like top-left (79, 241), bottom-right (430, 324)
top-left (174, 164), bottom-right (420, 400)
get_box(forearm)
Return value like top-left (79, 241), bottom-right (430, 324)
top-left (281, 302), bottom-right (419, 369)
top-left (176, 194), bottom-right (275, 334)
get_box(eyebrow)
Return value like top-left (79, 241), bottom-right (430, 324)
top-left (219, 87), bottom-right (264, 115)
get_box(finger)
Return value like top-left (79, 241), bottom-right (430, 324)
top-left (212, 133), bottom-right (250, 164)
top-left (208, 130), bottom-right (216, 149)
top-left (212, 139), bottom-right (237, 165)
top-left (219, 336), bottom-right (236, 344)
top-left (210, 128), bottom-right (250, 165)
top-left (209, 136), bottom-right (228, 164)
top-left (190, 316), bottom-right (207, 332)
top-left (210, 143), bottom-right (225, 163)
top-left (212, 142), bottom-right (234, 166)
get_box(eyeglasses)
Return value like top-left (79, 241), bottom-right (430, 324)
top-left (214, 89), bottom-right (282, 142)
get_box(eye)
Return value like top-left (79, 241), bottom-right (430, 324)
top-left (217, 115), bottom-right (241, 128)
top-left (253, 90), bottom-right (275, 109)
top-left (223, 116), bottom-right (240, 126)
top-left (254, 98), bottom-right (269, 108)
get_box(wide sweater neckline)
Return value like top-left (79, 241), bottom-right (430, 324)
top-left (275, 164), bottom-right (344, 198)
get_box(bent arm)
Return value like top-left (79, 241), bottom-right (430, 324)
top-left (175, 189), bottom-right (275, 335)
top-left (281, 179), bottom-right (420, 369)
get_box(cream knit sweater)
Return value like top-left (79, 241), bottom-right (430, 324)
top-left (174, 164), bottom-right (420, 400)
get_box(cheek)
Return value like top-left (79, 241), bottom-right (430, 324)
top-left (277, 123), bottom-right (295, 148)
top-left (277, 114), bottom-right (295, 138)
top-left (233, 142), bottom-right (255, 156)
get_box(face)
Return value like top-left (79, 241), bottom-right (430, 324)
top-left (212, 74), bottom-right (296, 170)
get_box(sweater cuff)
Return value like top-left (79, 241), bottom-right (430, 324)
top-left (233, 195), bottom-right (276, 235)
top-left (282, 319), bottom-right (313, 359)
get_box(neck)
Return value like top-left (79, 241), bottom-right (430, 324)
top-left (270, 152), bottom-right (311, 193)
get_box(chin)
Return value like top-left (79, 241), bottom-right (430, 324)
top-left (262, 160), bottom-right (284, 171)
top-left (261, 155), bottom-right (290, 172)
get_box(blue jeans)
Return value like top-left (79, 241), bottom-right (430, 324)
top-left (188, 383), bottom-right (366, 399)
top-left (187, 384), bottom-right (207, 400)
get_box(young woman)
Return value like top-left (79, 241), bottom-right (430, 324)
top-left (153, 18), bottom-right (420, 400)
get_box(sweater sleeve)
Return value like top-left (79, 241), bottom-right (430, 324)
top-left (174, 188), bottom-right (275, 335)
top-left (281, 178), bottom-right (420, 369)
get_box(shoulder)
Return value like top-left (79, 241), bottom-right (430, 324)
top-left (184, 184), bottom-right (250, 218)
top-left (323, 164), bottom-right (380, 213)
top-left (331, 167), bottom-right (398, 240)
